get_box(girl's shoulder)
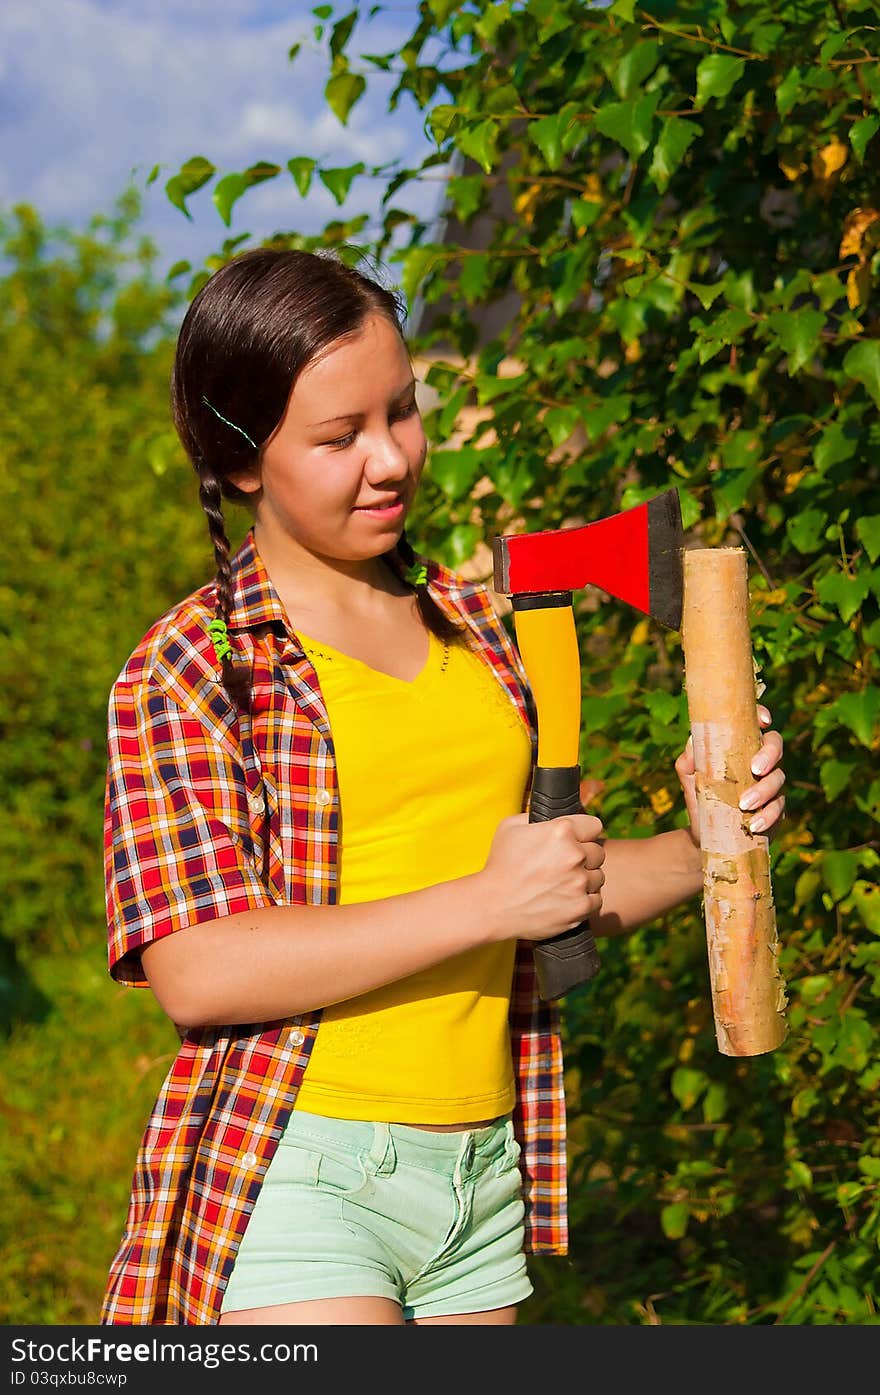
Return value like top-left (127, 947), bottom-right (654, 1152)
top-left (110, 578), bottom-right (227, 713)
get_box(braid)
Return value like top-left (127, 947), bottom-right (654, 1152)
top-left (197, 461), bottom-right (251, 711)
top-left (389, 529), bottom-right (464, 643)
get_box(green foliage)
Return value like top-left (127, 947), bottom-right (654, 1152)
top-left (0, 194), bottom-right (247, 998)
top-left (160, 0), bottom-right (880, 1326)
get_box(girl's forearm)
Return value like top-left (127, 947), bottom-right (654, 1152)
top-left (591, 828), bottom-right (703, 938)
top-left (141, 871), bottom-right (497, 1028)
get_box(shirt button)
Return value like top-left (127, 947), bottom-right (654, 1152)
top-left (315, 788), bottom-right (332, 807)
top-left (288, 1029), bottom-right (306, 1047)
top-left (248, 790), bottom-right (263, 815)
top-left (242, 1151), bottom-right (259, 1169)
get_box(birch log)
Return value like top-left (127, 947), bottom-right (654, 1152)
top-left (681, 547), bottom-right (788, 1057)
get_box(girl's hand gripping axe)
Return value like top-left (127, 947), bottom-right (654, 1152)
top-left (492, 489), bottom-right (685, 1001)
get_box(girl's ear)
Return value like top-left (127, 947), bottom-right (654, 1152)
top-left (227, 463), bottom-right (262, 494)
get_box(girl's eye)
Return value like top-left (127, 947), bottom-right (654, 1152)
top-left (324, 400), bottom-right (418, 450)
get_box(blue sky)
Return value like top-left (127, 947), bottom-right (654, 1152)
top-left (1, 0), bottom-right (444, 273)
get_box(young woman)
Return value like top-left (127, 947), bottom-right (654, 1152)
top-left (101, 247), bottom-right (786, 1327)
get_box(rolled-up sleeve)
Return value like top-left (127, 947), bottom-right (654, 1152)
top-left (104, 678), bottom-right (275, 987)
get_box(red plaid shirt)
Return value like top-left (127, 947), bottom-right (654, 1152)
top-left (101, 529), bottom-right (567, 1325)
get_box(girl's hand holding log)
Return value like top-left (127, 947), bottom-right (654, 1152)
top-left (674, 705), bottom-right (787, 845)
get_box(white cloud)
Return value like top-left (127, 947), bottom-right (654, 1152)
top-left (0, 0), bottom-right (440, 268)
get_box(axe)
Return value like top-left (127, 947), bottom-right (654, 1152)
top-left (492, 489), bottom-right (685, 1002)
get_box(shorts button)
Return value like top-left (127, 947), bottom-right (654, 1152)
top-left (315, 789), bottom-right (332, 807)
top-left (288, 1029), bottom-right (306, 1047)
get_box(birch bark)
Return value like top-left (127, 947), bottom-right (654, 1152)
top-left (681, 547), bottom-right (788, 1057)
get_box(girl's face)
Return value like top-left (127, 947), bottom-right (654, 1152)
top-left (232, 311), bottom-right (427, 567)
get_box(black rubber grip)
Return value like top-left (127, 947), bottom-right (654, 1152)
top-left (529, 765), bottom-right (601, 1000)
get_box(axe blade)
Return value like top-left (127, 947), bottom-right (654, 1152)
top-left (492, 488), bottom-right (684, 630)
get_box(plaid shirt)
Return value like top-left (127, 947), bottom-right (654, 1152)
top-left (101, 529), bottom-right (567, 1326)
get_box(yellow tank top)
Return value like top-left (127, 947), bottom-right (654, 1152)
top-left (293, 623), bottom-right (533, 1123)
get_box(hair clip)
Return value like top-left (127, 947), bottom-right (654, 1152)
top-left (207, 617), bottom-right (233, 663)
top-left (202, 396), bottom-right (257, 450)
top-left (404, 562), bottom-right (428, 587)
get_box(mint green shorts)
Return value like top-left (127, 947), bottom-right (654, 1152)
top-left (220, 1108), bottom-right (533, 1321)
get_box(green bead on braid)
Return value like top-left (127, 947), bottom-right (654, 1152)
top-left (404, 562), bottom-right (428, 587)
top-left (207, 617), bottom-right (233, 664)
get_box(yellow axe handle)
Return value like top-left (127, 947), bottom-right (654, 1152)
top-left (512, 594), bottom-right (601, 1000)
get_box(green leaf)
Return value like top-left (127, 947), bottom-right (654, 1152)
top-left (329, 8), bottom-right (357, 59)
top-left (447, 173), bottom-right (483, 219)
top-left (850, 115), bottom-right (880, 164)
top-left (594, 91), bottom-right (660, 161)
top-left (786, 1160), bottom-right (813, 1192)
top-left (694, 54), bottom-right (746, 109)
top-left (325, 70), bottom-right (366, 125)
top-left (164, 156), bottom-right (215, 219)
top-left (457, 118), bottom-right (499, 173)
top-left (776, 67), bottom-right (802, 119)
top-left (821, 850), bottom-right (859, 902)
top-left (648, 117), bottom-right (698, 192)
top-left (529, 110), bottom-right (567, 170)
top-left (815, 568), bottom-right (871, 623)
top-left (834, 688), bottom-right (880, 747)
top-left (814, 421), bottom-right (858, 474)
top-left (843, 339), bottom-right (880, 408)
top-left (702, 1082), bottom-right (727, 1123)
top-left (460, 252), bottom-right (490, 302)
top-left (570, 197), bottom-right (601, 233)
top-left (395, 245), bottom-right (441, 308)
top-left (851, 880), bottom-right (880, 932)
top-left (661, 1202), bottom-right (690, 1239)
top-left (581, 394), bottom-right (631, 442)
top-left (426, 103), bottom-right (459, 145)
top-left (819, 30), bottom-right (853, 63)
top-left (820, 759), bottom-right (854, 802)
top-left (767, 309), bottom-right (825, 374)
top-left (318, 162), bottom-right (365, 205)
top-left (786, 508), bottom-right (826, 554)
top-left (428, 446), bottom-right (483, 501)
top-left (856, 515), bottom-right (880, 563)
top-left (287, 157), bottom-right (316, 196)
top-left (688, 280), bottom-right (722, 310)
top-left (146, 164), bottom-right (161, 187)
top-left (671, 1067), bottom-right (708, 1111)
top-left (612, 39), bottom-right (661, 99)
top-left (544, 406), bottom-right (581, 448)
top-left (211, 163), bottom-right (280, 226)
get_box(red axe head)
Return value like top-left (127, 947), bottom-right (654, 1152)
top-left (492, 489), bottom-right (685, 629)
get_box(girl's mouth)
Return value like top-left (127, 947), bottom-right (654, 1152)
top-left (354, 498), bottom-right (404, 519)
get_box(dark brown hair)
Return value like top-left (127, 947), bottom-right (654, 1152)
top-left (170, 246), bottom-right (463, 709)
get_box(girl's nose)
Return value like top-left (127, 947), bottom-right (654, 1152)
top-left (365, 429), bottom-right (411, 480)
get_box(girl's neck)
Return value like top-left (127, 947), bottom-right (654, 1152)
top-left (253, 522), bottom-right (404, 620)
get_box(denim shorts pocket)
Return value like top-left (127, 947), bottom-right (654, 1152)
top-left (314, 1141), bottom-right (370, 1198)
top-left (272, 1142), bottom-right (321, 1187)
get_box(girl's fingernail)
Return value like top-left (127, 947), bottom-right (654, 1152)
top-left (740, 791), bottom-right (759, 811)
top-left (751, 757), bottom-right (767, 776)
top-left (749, 814), bottom-right (767, 833)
